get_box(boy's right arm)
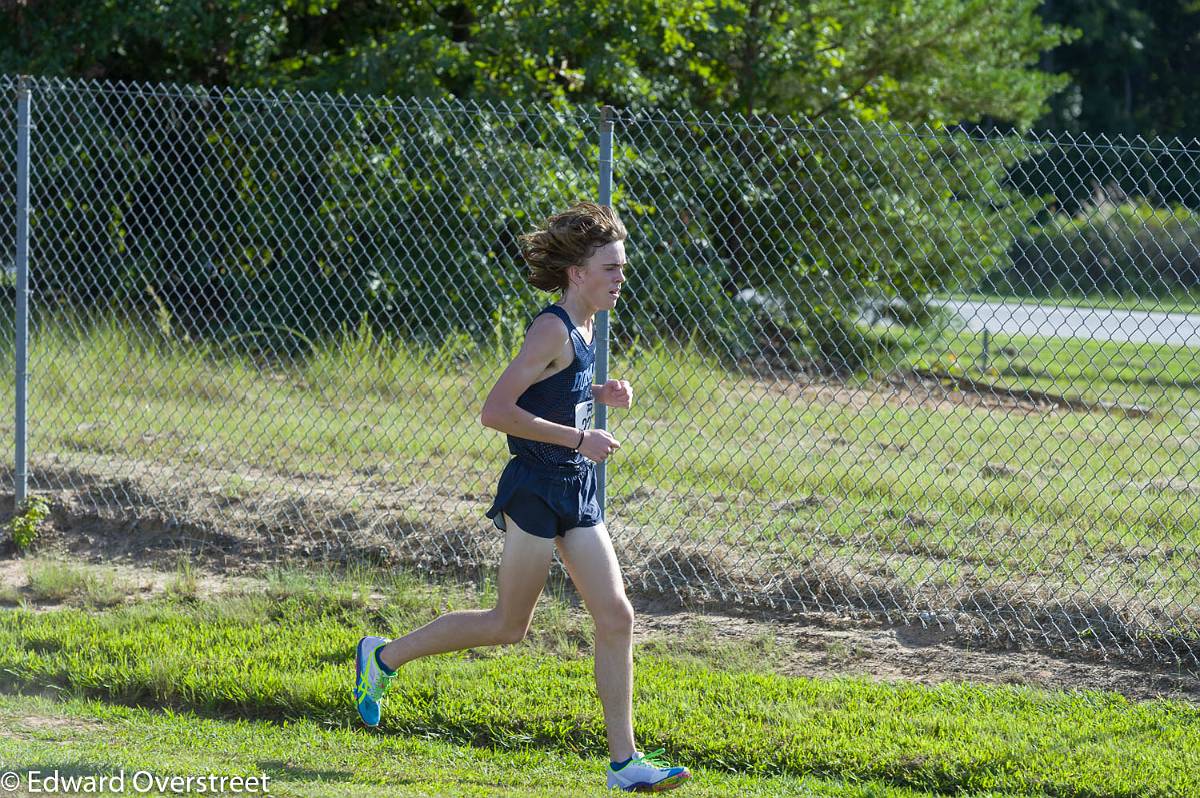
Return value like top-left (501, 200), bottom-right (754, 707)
top-left (480, 316), bottom-right (619, 459)
top-left (480, 315), bottom-right (581, 448)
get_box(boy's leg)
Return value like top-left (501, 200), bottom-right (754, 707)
top-left (559, 524), bottom-right (691, 791)
top-left (555, 523), bottom-right (636, 761)
top-left (377, 514), bottom-right (556, 669)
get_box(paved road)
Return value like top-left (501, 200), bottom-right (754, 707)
top-left (932, 298), bottom-right (1200, 346)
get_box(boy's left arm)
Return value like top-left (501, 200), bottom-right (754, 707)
top-left (593, 379), bottom-right (633, 408)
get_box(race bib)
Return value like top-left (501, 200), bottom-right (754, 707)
top-left (574, 398), bottom-right (594, 431)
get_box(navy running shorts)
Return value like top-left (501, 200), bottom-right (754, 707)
top-left (485, 456), bottom-right (603, 539)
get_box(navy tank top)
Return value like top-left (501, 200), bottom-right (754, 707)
top-left (508, 304), bottom-right (596, 470)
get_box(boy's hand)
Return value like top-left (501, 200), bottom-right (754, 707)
top-left (596, 379), bottom-right (633, 408)
top-left (579, 429), bottom-right (621, 462)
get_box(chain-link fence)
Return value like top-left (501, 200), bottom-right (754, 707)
top-left (5, 75), bottom-right (1200, 667)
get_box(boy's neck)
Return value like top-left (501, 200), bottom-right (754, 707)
top-left (557, 295), bottom-right (595, 326)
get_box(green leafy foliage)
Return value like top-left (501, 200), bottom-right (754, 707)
top-left (1039, 0), bottom-right (1200, 140)
top-left (0, 1), bottom-right (1071, 127)
top-left (615, 118), bottom-right (1047, 371)
top-left (1004, 3), bottom-right (1200, 239)
top-left (982, 198), bottom-right (1200, 300)
top-left (7, 496), bottom-right (49, 552)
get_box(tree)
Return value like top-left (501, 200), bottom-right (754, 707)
top-left (1037, 0), bottom-right (1200, 142)
top-left (2, 1), bottom-right (1072, 371)
top-left (3, 1), bottom-right (1069, 129)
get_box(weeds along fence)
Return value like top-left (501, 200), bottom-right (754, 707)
top-left (4, 74), bottom-right (1200, 667)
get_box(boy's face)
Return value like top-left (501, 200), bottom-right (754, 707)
top-left (571, 240), bottom-right (627, 311)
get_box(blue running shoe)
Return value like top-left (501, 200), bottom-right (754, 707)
top-left (353, 635), bottom-right (393, 727)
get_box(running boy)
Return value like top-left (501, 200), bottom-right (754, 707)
top-left (353, 202), bottom-right (691, 793)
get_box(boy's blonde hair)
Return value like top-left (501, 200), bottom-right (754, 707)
top-left (519, 202), bottom-right (627, 292)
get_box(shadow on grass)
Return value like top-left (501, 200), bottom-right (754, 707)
top-left (10, 762), bottom-right (122, 787)
top-left (257, 761), bottom-right (354, 782)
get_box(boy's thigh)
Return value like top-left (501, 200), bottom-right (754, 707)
top-left (555, 523), bottom-right (628, 607)
top-left (494, 512), bottom-right (557, 621)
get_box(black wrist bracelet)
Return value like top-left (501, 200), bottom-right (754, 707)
top-left (572, 429), bottom-right (585, 451)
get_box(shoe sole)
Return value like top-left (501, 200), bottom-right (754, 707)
top-left (618, 770), bottom-right (691, 793)
top-left (354, 637), bottom-right (379, 728)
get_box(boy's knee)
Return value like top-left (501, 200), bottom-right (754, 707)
top-left (594, 598), bottom-right (635, 637)
top-left (497, 624), bottom-right (530, 646)
top-left (488, 608), bottom-right (532, 646)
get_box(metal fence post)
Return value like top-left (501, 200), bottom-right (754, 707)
top-left (595, 105), bottom-right (614, 511)
top-left (13, 75), bottom-right (31, 508)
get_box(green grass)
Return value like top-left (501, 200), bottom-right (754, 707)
top-left (5, 316), bottom-right (1200, 643)
top-left (0, 694), bottom-right (998, 798)
top-left (163, 559), bottom-right (200, 602)
top-left (264, 565), bottom-right (372, 611)
top-left (0, 563), bottom-right (1197, 797)
top-left (24, 560), bottom-right (134, 608)
top-left (873, 323), bottom-right (1200, 406)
